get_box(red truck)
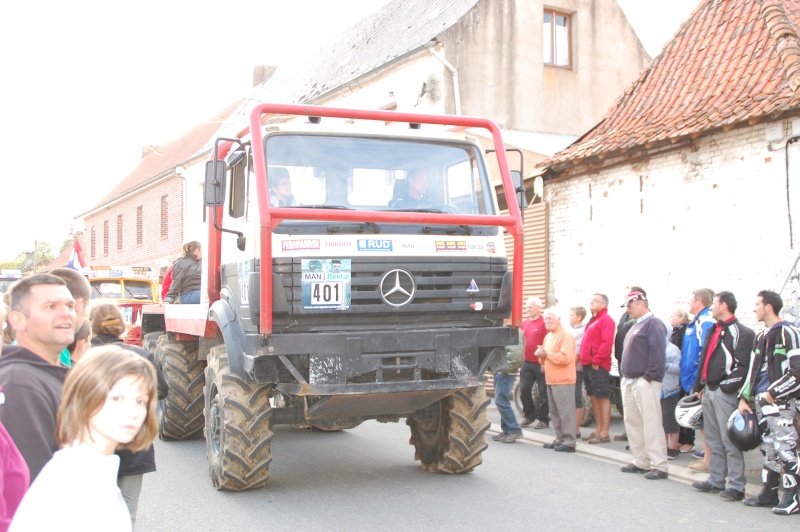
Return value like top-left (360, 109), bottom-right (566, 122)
top-left (141, 103), bottom-right (525, 490)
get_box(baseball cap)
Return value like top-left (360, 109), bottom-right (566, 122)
top-left (621, 291), bottom-right (646, 307)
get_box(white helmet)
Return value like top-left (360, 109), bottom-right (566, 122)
top-left (675, 393), bottom-right (703, 428)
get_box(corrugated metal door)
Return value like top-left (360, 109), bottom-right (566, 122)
top-left (503, 203), bottom-right (548, 306)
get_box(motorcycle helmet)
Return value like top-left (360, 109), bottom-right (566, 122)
top-left (727, 409), bottom-right (761, 452)
top-left (675, 393), bottom-right (703, 428)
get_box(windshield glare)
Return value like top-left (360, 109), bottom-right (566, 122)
top-left (264, 134), bottom-right (495, 215)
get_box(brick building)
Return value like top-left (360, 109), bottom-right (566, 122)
top-left (76, 102), bottom-right (240, 274)
top-left (538, 0), bottom-right (800, 324)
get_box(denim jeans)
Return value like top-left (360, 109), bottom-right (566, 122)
top-left (179, 290), bottom-right (201, 304)
top-left (494, 372), bottom-right (521, 434)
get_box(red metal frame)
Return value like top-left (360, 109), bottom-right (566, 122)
top-left (207, 103), bottom-right (525, 334)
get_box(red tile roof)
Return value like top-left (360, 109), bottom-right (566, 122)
top-left (89, 100), bottom-right (242, 209)
top-left (541, 0), bottom-right (800, 173)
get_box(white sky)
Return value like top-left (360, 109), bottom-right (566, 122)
top-left (0, 0), bottom-right (701, 259)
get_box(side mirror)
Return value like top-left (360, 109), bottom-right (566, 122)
top-left (511, 170), bottom-right (527, 210)
top-left (204, 160), bottom-right (227, 206)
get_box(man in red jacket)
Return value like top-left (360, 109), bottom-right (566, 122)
top-left (581, 293), bottom-right (616, 444)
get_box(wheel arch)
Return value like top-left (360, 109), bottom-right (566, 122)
top-left (208, 286), bottom-right (248, 380)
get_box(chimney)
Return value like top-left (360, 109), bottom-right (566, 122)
top-left (253, 65), bottom-right (278, 87)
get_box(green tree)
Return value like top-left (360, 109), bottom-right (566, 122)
top-left (0, 242), bottom-right (54, 272)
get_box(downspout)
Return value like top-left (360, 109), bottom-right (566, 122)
top-left (174, 166), bottom-right (188, 244)
top-left (429, 46), bottom-right (461, 116)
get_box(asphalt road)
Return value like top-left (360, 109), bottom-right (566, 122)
top-left (135, 413), bottom-right (791, 531)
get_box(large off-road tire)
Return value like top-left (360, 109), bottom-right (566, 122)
top-left (142, 331), bottom-right (164, 357)
top-left (205, 346), bottom-right (273, 491)
top-left (156, 336), bottom-right (206, 440)
top-left (407, 386), bottom-right (490, 474)
top-left (513, 379), bottom-right (543, 417)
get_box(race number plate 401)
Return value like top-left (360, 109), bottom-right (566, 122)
top-left (301, 259), bottom-right (352, 310)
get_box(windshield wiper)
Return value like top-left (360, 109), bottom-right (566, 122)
top-left (297, 205), bottom-right (353, 210)
top-left (387, 208), bottom-right (444, 213)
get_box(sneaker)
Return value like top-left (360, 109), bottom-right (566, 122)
top-left (720, 488), bottom-right (745, 501)
top-left (693, 450), bottom-right (705, 459)
top-left (667, 449), bottom-right (680, 460)
top-left (543, 440), bottom-right (561, 449)
top-left (554, 444), bottom-right (576, 453)
top-left (679, 444), bottom-right (695, 453)
top-left (621, 464), bottom-right (647, 474)
top-left (500, 432), bottom-right (522, 443)
top-left (692, 481), bottom-right (723, 493)
top-left (533, 421), bottom-right (549, 429)
top-left (644, 469), bottom-right (668, 480)
top-left (613, 433), bottom-right (628, 441)
top-left (520, 418), bottom-right (535, 427)
top-left (492, 432), bottom-right (506, 441)
top-left (688, 460), bottom-right (709, 473)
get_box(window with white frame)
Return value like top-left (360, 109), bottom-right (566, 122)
top-left (543, 9), bottom-right (571, 68)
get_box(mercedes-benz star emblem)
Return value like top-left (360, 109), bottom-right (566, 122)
top-left (379, 269), bottom-right (416, 307)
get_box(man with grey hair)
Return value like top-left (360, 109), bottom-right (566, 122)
top-left (520, 296), bottom-right (549, 428)
top-left (619, 290), bottom-right (669, 480)
top-left (537, 308), bottom-right (577, 452)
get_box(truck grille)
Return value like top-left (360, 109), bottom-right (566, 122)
top-left (271, 256), bottom-right (507, 331)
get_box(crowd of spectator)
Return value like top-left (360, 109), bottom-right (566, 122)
top-left (0, 270), bottom-right (166, 530)
top-left (504, 287), bottom-right (799, 516)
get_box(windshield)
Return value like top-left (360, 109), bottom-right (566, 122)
top-left (90, 280), bottom-right (155, 300)
top-left (263, 134), bottom-right (495, 215)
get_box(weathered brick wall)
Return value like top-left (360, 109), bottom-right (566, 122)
top-left (82, 177), bottom-right (185, 273)
top-left (546, 121), bottom-right (800, 329)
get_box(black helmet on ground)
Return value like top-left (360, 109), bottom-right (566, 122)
top-left (726, 409), bottom-right (761, 452)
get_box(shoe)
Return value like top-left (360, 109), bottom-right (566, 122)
top-left (492, 432), bottom-right (506, 441)
top-left (587, 435), bottom-right (610, 444)
top-left (520, 418), bottom-right (534, 427)
top-left (533, 421), bottom-right (549, 429)
top-left (644, 469), bottom-right (668, 480)
top-left (692, 481), bottom-right (723, 493)
top-left (688, 460), bottom-right (709, 473)
top-left (543, 440), bottom-right (561, 449)
top-left (720, 489), bottom-right (745, 501)
top-left (620, 464), bottom-right (647, 474)
top-left (693, 450), bottom-right (705, 459)
top-left (772, 474), bottom-right (800, 515)
top-left (667, 449), bottom-right (680, 460)
top-left (744, 469), bottom-right (781, 507)
top-left (499, 432), bottom-right (522, 443)
top-left (554, 444), bottom-right (576, 453)
top-left (679, 444), bottom-right (695, 453)
top-left (582, 432), bottom-right (597, 441)
top-left (613, 433), bottom-right (628, 441)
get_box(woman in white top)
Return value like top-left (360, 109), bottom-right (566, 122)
top-left (10, 346), bottom-right (158, 532)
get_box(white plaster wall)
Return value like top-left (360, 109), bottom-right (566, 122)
top-left (546, 121), bottom-right (800, 329)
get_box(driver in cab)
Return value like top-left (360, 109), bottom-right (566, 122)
top-left (269, 167), bottom-right (298, 207)
top-left (389, 170), bottom-right (429, 209)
